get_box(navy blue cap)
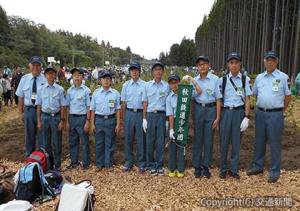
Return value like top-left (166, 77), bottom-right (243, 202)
top-left (129, 62), bottom-right (141, 71)
top-left (44, 66), bottom-right (57, 73)
top-left (227, 52), bottom-right (241, 62)
top-left (99, 70), bottom-right (112, 79)
top-left (195, 56), bottom-right (209, 64)
top-left (151, 62), bottom-right (164, 71)
top-left (71, 67), bottom-right (84, 75)
top-left (29, 56), bottom-right (42, 65)
top-left (264, 51), bottom-right (278, 59)
top-left (168, 74), bottom-right (180, 82)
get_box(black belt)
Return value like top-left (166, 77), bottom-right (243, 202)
top-left (257, 107), bottom-right (283, 112)
top-left (148, 110), bottom-right (165, 114)
top-left (195, 102), bottom-right (216, 107)
top-left (96, 114), bottom-right (116, 119)
top-left (223, 105), bottom-right (244, 110)
top-left (42, 111), bottom-right (60, 117)
top-left (25, 105), bottom-right (37, 109)
top-left (126, 108), bottom-right (143, 112)
top-left (70, 114), bottom-right (87, 117)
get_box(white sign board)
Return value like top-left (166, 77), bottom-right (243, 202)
top-left (47, 57), bottom-right (55, 63)
top-left (105, 61), bottom-right (110, 65)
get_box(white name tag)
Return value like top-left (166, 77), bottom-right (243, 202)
top-left (206, 88), bottom-right (213, 95)
top-left (109, 99), bottom-right (115, 108)
top-left (236, 87), bottom-right (243, 96)
top-left (272, 82), bottom-right (279, 92)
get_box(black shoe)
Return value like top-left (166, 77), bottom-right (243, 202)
top-left (157, 169), bottom-right (164, 176)
top-left (194, 167), bottom-right (203, 178)
top-left (122, 165), bottom-right (131, 172)
top-left (228, 171), bottom-right (240, 179)
top-left (246, 168), bottom-right (263, 176)
top-left (268, 177), bottom-right (279, 183)
top-left (95, 166), bottom-right (103, 172)
top-left (202, 166), bottom-right (211, 179)
top-left (219, 171), bottom-right (227, 179)
top-left (83, 165), bottom-right (90, 170)
top-left (66, 162), bottom-right (80, 170)
top-left (150, 169), bottom-right (158, 176)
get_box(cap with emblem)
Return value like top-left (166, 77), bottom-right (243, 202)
top-left (129, 62), bottom-right (141, 71)
top-left (151, 62), bottom-right (164, 71)
top-left (195, 56), bottom-right (210, 64)
top-left (168, 74), bottom-right (180, 82)
top-left (227, 52), bottom-right (241, 62)
top-left (44, 66), bottom-right (57, 73)
top-left (99, 70), bottom-right (112, 79)
top-left (264, 51), bottom-right (279, 60)
top-left (71, 67), bottom-right (85, 75)
top-left (29, 56), bottom-right (42, 65)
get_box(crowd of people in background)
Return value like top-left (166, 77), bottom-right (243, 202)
top-left (0, 65), bottom-right (130, 111)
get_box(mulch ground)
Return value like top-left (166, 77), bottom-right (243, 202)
top-left (0, 100), bottom-right (299, 210)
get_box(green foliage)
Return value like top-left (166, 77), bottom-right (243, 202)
top-left (0, 6), bottom-right (143, 68)
top-left (163, 38), bottom-right (196, 66)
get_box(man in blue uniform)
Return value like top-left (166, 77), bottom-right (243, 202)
top-left (90, 71), bottom-right (121, 170)
top-left (247, 51), bottom-right (291, 183)
top-left (16, 56), bottom-right (46, 157)
top-left (121, 62), bottom-right (147, 172)
top-left (190, 56), bottom-right (222, 179)
top-left (36, 67), bottom-right (67, 171)
top-left (65, 68), bottom-right (91, 170)
top-left (143, 62), bottom-right (169, 176)
top-left (219, 52), bottom-right (252, 180)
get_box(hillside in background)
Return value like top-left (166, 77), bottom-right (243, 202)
top-left (0, 5), bottom-right (143, 68)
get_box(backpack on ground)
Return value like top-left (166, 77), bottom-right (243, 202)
top-left (14, 162), bottom-right (55, 203)
top-left (44, 170), bottom-right (63, 195)
top-left (57, 180), bottom-right (95, 211)
top-left (25, 148), bottom-right (51, 172)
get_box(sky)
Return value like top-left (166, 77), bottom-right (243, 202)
top-left (0, 0), bottom-right (214, 59)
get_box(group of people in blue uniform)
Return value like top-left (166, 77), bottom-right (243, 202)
top-left (15, 50), bottom-right (291, 183)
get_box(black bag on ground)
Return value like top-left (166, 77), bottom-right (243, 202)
top-left (44, 170), bottom-right (63, 194)
top-left (14, 162), bottom-right (55, 203)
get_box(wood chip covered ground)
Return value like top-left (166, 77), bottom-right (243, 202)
top-left (0, 100), bottom-right (299, 210)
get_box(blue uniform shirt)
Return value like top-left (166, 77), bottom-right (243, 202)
top-left (15, 73), bottom-right (47, 106)
top-left (36, 83), bottom-right (67, 113)
top-left (90, 87), bottom-right (121, 115)
top-left (166, 91), bottom-right (177, 116)
top-left (193, 73), bottom-right (222, 103)
top-left (219, 72), bottom-right (252, 107)
top-left (66, 84), bottom-right (91, 115)
top-left (253, 69), bottom-right (291, 109)
top-left (121, 79), bottom-right (146, 109)
top-left (144, 80), bottom-right (170, 112)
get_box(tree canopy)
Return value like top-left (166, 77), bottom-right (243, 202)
top-left (0, 5), bottom-right (142, 68)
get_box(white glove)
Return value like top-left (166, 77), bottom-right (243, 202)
top-left (142, 118), bottom-right (147, 133)
top-left (240, 117), bottom-right (249, 132)
top-left (169, 128), bottom-right (175, 139)
top-left (182, 75), bottom-right (192, 82)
